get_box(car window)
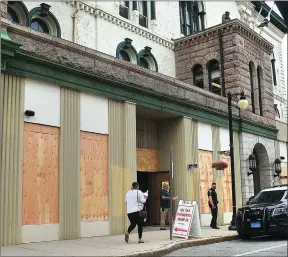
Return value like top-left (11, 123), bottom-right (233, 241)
top-left (250, 190), bottom-right (286, 204)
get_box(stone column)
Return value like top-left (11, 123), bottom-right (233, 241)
top-left (0, 1), bottom-right (8, 19)
top-left (108, 100), bottom-right (136, 235)
top-left (158, 117), bottom-right (200, 205)
top-left (123, 101), bottom-right (137, 231)
top-left (233, 131), bottom-right (242, 210)
top-left (59, 88), bottom-right (81, 240)
top-left (212, 126), bottom-right (224, 226)
top-left (1, 73), bottom-right (24, 245)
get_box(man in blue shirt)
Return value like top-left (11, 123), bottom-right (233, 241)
top-left (160, 183), bottom-right (178, 230)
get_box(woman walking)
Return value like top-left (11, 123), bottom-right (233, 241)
top-left (125, 182), bottom-right (147, 243)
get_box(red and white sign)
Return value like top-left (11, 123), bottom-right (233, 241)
top-left (172, 200), bottom-right (202, 239)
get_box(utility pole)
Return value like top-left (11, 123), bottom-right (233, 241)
top-left (169, 146), bottom-right (174, 240)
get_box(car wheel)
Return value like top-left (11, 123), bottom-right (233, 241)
top-left (237, 229), bottom-right (251, 240)
top-left (238, 234), bottom-right (251, 240)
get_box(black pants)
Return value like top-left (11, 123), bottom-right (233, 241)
top-left (210, 206), bottom-right (218, 228)
top-left (127, 211), bottom-right (144, 239)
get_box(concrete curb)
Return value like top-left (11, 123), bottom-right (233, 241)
top-left (122, 235), bottom-right (239, 257)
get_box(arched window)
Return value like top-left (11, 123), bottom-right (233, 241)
top-left (7, 1), bottom-right (28, 25)
top-left (207, 60), bottom-right (221, 95)
top-left (249, 62), bottom-right (256, 114)
top-left (137, 46), bottom-right (158, 72)
top-left (7, 6), bottom-right (19, 23)
top-left (139, 57), bottom-right (149, 69)
top-left (192, 64), bottom-right (204, 88)
top-left (116, 38), bottom-right (138, 64)
top-left (271, 52), bottom-right (277, 86)
top-left (257, 66), bottom-right (263, 116)
top-left (119, 49), bottom-right (131, 62)
top-left (179, 1), bottom-right (205, 36)
top-left (28, 3), bottom-right (61, 38)
top-left (31, 18), bottom-right (49, 34)
top-left (274, 105), bottom-right (281, 119)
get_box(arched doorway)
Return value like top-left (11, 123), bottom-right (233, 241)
top-left (252, 143), bottom-right (270, 195)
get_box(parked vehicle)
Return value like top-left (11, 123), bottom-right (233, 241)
top-left (236, 184), bottom-right (288, 239)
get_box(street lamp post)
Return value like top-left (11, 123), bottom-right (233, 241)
top-left (227, 91), bottom-right (249, 231)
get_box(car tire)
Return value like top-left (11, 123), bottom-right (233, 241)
top-left (238, 234), bottom-right (251, 240)
top-left (237, 229), bottom-right (251, 240)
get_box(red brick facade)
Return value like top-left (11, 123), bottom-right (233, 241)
top-left (174, 19), bottom-right (275, 127)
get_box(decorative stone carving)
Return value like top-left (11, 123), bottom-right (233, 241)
top-left (222, 11), bottom-right (231, 24)
top-left (0, 0), bottom-right (7, 18)
top-left (66, 0), bottom-right (173, 49)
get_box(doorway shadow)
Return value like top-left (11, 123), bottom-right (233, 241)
top-left (137, 171), bottom-right (169, 226)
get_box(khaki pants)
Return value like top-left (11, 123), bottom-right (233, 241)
top-left (160, 208), bottom-right (170, 228)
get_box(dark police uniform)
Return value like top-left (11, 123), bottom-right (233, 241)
top-left (207, 187), bottom-right (219, 228)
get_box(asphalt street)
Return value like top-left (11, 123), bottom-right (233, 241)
top-left (165, 236), bottom-right (287, 256)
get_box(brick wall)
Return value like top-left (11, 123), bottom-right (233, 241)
top-left (174, 19), bottom-right (275, 127)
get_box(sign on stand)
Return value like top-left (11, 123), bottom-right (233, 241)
top-left (172, 200), bottom-right (202, 239)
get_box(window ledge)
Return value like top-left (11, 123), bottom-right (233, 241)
top-left (66, 1), bottom-right (174, 50)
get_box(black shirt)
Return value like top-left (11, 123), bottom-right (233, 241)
top-left (207, 188), bottom-right (218, 206)
top-left (160, 189), bottom-right (171, 209)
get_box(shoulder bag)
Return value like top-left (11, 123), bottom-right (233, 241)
top-left (137, 190), bottom-right (147, 219)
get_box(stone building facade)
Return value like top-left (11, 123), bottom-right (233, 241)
top-left (0, 0), bottom-right (287, 246)
top-left (174, 18), bottom-right (286, 201)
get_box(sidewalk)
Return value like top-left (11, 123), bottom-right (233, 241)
top-left (1, 226), bottom-right (238, 256)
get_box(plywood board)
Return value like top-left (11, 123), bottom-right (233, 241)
top-left (199, 150), bottom-right (213, 214)
top-left (22, 123), bottom-right (59, 225)
top-left (80, 132), bottom-right (108, 221)
top-left (137, 148), bottom-right (159, 172)
top-left (222, 156), bottom-right (232, 212)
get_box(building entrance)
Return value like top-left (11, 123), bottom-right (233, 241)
top-left (137, 171), bottom-right (169, 226)
top-left (252, 143), bottom-right (271, 195)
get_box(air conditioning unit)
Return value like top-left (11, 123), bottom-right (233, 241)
top-left (139, 14), bottom-right (147, 28)
top-left (119, 5), bottom-right (129, 19)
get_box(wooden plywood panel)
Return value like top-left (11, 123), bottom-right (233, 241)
top-left (137, 148), bottom-right (159, 172)
top-left (281, 163), bottom-right (287, 185)
top-left (199, 150), bottom-right (213, 214)
top-left (222, 156), bottom-right (232, 212)
top-left (22, 123), bottom-right (59, 225)
top-left (80, 132), bottom-right (108, 221)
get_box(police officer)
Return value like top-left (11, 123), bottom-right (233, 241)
top-left (208, 182), bottom-right (219, 229)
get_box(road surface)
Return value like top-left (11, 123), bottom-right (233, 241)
top-left (165, 236), bottom-right (287, 256)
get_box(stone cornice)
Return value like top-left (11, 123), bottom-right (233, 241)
top-left (1, 19), bottom-right (238, 115)
top-left (65, 1), bottom-right (174, 50)
top-left (1, 19), bottom-right (277, 130)
top-left (236, 0), bottom-right (285, 40)
top-left (173, 19), bottom-right (274, 54)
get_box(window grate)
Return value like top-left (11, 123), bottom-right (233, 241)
top-left (119, 5), bottom-right (129, 19)
top-left (139, 14), bottom-right (147, 28)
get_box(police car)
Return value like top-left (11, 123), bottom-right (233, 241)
top-left (235, 184), bottom-right (288, 239)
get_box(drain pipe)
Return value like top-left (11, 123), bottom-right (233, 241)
top-left (219, 29), bottom-right (226, 96)
top-left (72, 1), bottom-right (79, 43)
